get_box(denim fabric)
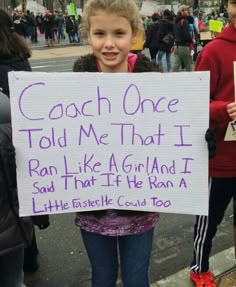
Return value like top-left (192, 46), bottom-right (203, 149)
top-left (81, 228), bottom-right (154, 287)
top-left (157, 50), bottom-right (172, 72)
top-left (0, 247), bottom-right (26, 287)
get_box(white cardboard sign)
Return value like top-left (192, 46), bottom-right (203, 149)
top-left (9, 72), bottom-right (210, 216)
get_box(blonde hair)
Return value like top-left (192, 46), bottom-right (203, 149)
top-left (82, 0), bottom-right (143, 34)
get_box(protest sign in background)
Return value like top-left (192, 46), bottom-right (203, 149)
top-left (209, 19), bottom-right (224, 33)
top-left (9, 72), bottom-right (209, 216)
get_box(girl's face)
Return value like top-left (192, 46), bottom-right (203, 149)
top-left (227, 0), bottom-right (236, 28)
top-left (88, 10), bottom-right (137, 72)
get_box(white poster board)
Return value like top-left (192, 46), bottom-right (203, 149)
top-left (9, 72), bottom-right (210, 216)
top-left (140, 0), bottom-right (159, 16)
top-left (140, 1), bottom-right (178, 16)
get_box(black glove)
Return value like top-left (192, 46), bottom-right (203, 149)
top-left (32, 215), bottom-right (50, 230)
top-left (205, 128), bottom-right (216, 159)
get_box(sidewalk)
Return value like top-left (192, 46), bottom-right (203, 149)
top-left (151, 247), bottom-right (236, 287)
top-left (28, 32), bottom-right (86, 50)
top-left (28, 33), bottom-right (92, 60)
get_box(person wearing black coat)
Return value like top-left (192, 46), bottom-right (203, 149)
top-left (0, 91), bottom-right (50, 287)
top-left (0, 9), bottom-right (50, 280)
top-left (13, 15), bottom-right (28, 39)
top-left (145, 13), bottom-right (160, 61)
top-left (157, 10), bottom-right (174, 72)
top-left (172, 5), bottom-right (194, 72)
top-left (0, 57), bottom-right (31, 97)
top-left (0, 91), bottom-right (33, 287)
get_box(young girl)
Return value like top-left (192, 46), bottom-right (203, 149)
top-left (73, 1), bottom-right (160, 286)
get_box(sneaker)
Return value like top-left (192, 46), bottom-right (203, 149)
top-left (190, 270), bottom-right (216, 287)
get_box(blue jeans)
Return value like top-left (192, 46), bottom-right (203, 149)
top-left (81, 228), bottom-right (154, 287)
top-left (0, 247), bottom-right (26, 287)
top-left (157, 50), bottom-right (171, 72)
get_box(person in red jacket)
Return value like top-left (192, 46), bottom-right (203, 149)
top-left (190, 1), bottom-right (236, 286)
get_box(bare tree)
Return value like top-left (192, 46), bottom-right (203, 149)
top-left (0, 0), bottom-right (8, 9)
top-left (57, 0), bottom-right (70, 12)
top-left (44, 0), bottom-right (54, 11)
top-left (9, 0), bottom-right (19, 9)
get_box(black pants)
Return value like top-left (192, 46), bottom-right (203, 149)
top-left (191, 178), bottom-right (235, 273)
top-left (23, 228), bottom-right (39, 272)
top-left (149, 48), bottom-right (159, 60)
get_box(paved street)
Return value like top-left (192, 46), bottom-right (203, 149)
top-left (23, 45), bottom-right (235, 287)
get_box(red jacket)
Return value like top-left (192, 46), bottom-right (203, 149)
top-left (195, 23), bottom-right (236, 177)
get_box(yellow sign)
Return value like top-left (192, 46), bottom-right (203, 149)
top-left (69, 3), bottom-right (76, 15)
top-left (209, 20), bottom-right (224, 33)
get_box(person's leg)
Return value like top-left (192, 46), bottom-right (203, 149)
top-left (45, 30), bottom-right (49, 46)
top-left (0, 247), bottom-right (26, 287)
top-left (119, 228), bottom-right (154, 287)
top-left (80, 229), bottom-right (119, 287)
top-left (149, 49), bottom-right (157, 61)
top-left (68, 32), bottom-right (72, 43)
top-left (191, 178), bottom-right (234, 273)
top-left (34, 26), bottom-right (38, 42)
top-left (181, 47), bottom-right (192, 71)
top-left (153, 48), bottom-right (159, 61)
top-left (23, 228), bottom-right (39, 273)
top-left (172, 47), bottom-right (181, 72)
top-left (166, 52), bottom-right (171, 72)
top-left (157, 50), bottom-right (164, 69)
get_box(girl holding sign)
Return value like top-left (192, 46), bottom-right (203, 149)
top-left (73, 0), bottom-right (161, 286)
top-left (190, 0), bottom-right (236, 286)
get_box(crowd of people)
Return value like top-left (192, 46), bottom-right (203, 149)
top-left (138, 5), bottom-right (229, 72)
top-left (0, 0), bottom-right (236, 286)
top-left (12, 9), bottom-right (81, 47)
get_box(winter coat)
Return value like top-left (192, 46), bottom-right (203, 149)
top-left (158, 18), bottom-right (174, 52)
top-left (0, 57), bottom-right (31, 97)
top-left (0, 123), bottom-right (33, 256)
top-left (73, 53), bottom-right (161, 219)
top-left (145, 22), bottom-right (160, 49)
top-left (14, 19), bottom-right (28, 38)
top-left (195, 23), bottom-right (236, 177)
top-left (174, 15), bottom-right (193, 45)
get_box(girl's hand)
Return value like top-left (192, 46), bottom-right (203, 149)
top-left (227, 102), bottom-right (236, 120)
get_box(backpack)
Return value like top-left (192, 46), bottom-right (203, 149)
top-left (161, 32), bottom-right (174, 46)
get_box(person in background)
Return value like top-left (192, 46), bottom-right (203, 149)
top-left (190, 0), bottom-right (236, 286)
top-left (0, 90), bottom-right (33, 287)
top-left (172, 5), bottom-right (194, 72)
top-left (66, 15), bottom-right (77, 43)
top-left (57, 10), bottom-right (66, 41)
top-left (43, 10), bottom-right (54, 47)
top-left (145, 13), bottom-right (160, 61)
top-left (13, 15), bottom-right (28, 39)
top-left (157, 9), bottom-right (174, 72)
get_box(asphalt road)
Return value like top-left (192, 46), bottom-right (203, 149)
top-left (23, 55), bottom-right (234, 287)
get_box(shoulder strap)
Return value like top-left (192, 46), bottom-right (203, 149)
top-left (180, 19), bottom-right (185, 26)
